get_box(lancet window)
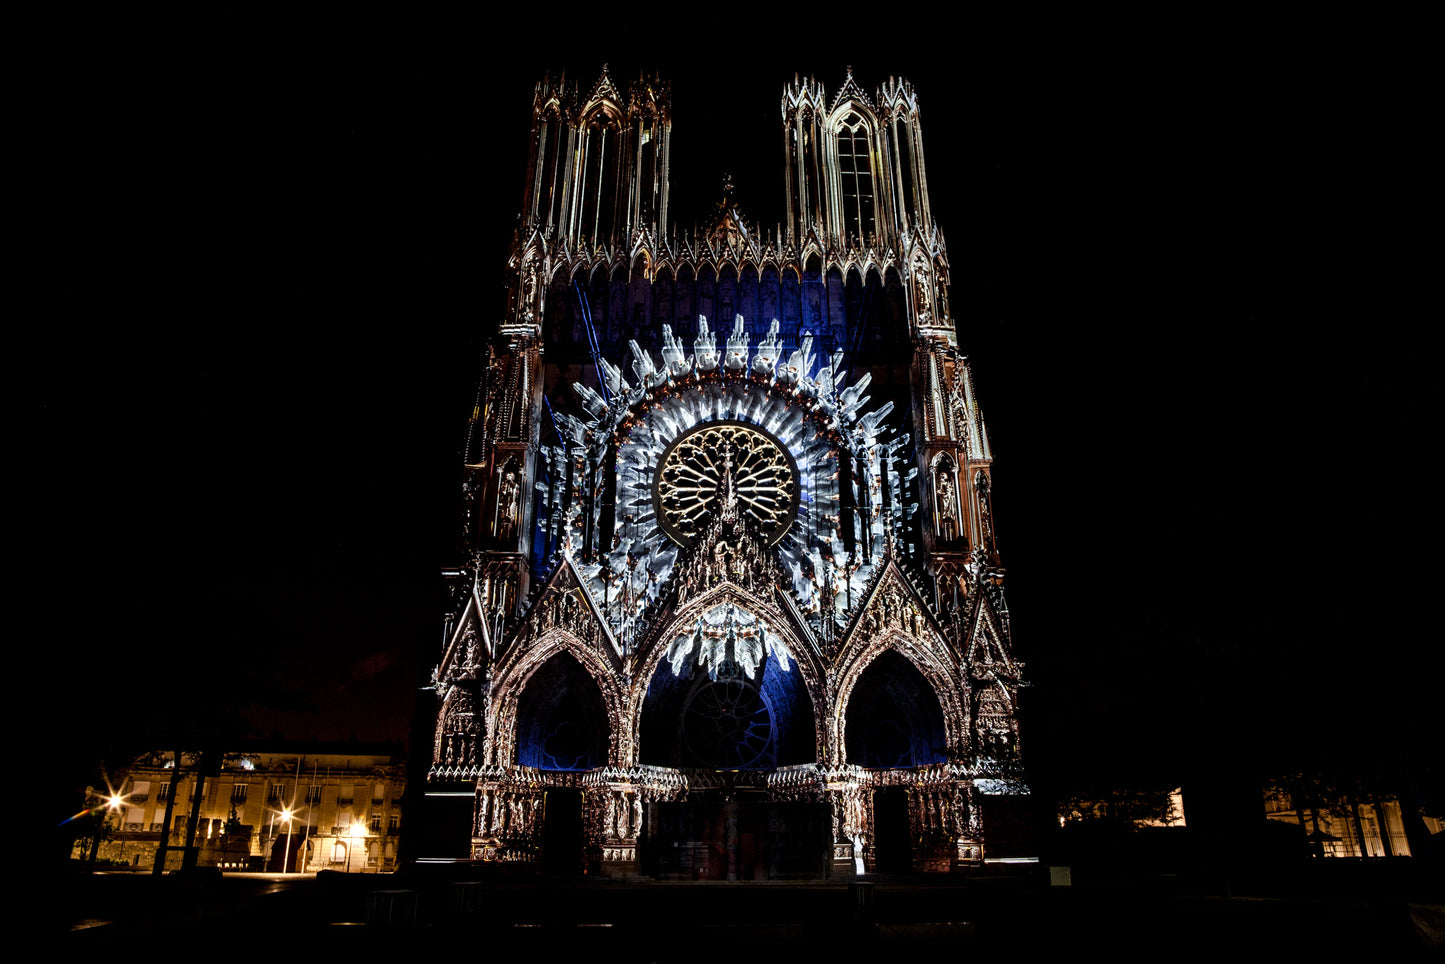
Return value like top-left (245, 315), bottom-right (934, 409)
top-left (532, 110), bottom-right (569, 233)
top-left (837, 112), bottom-right (876, 241)
top-left (891, 113), bottom-right (917, 226)
top-left (577, 111), bottom-right (622, 248)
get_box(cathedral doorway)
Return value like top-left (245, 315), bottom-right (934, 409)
top-left (541, 788), bottom-right (584, 875)
top-left (872, 786), bottom-right (913, 872)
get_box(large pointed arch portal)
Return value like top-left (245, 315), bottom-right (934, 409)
top-left (515, 652), bottom-right (610, 771)
top-left (844, 649), bottom-right (947, 768)
top-left (639, 600), bottom-right (816, 770)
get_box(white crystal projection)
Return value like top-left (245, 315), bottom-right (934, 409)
top-left (752, 320), bottom-right (783, 376)
top-left (724, 315), bottom-right (750, 371)
top-left (694, 317), bottom-right (720, 372)
top-left (666, 601), bottom-right (791, 682)
top-left (553, 316), bottom-right (899, 644)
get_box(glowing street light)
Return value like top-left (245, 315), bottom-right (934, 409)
top-left (345, 822), bottom-right (368, 874)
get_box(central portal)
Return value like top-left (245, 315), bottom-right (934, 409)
top-left (641, 799), bottom-right (831, 880)
top-left (640, 611), bottom-right (815, 770)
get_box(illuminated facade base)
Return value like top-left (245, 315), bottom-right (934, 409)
top-left (429, 68), bottom-right (1027, 876)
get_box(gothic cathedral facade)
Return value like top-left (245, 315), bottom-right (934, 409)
top-left (428, 68), bottom-right (1026, 876)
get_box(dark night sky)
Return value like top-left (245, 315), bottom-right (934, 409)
top-left (29, 21), bottom-right (1434, 800)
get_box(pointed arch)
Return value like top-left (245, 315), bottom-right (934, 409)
top-left (831, 561), bottom-right (968, 765)
top-left (833, 634), bottom-right (964, 767)
top-left (826, 100), bottom-right (884, 243)
top-left (490, 629), bottom-right (626, 768)
top-left (532, 102), bottom-right (570, 232)
top-left (628, 583), bottom-right (829, 768)
top-left (883, 265), bottom-right (906, 343)
top-left (674, 263), bottom-right (695, 330)
top-left (515, 650), bottom-right (611, 770)
top-left (739, 263), bottom-right (760, 330)
top-left (717, 263), bottom-right (738, 326)
top-left (575, 101), bottom-right (624, 250)
top-left (653, 265), bottom-right (674, 336)
top-left (843, 649), bottom-right (947, 768)
top-left (695, 263), bottom-right (717, 325)
top-left (627, 257), bottom-right (651, 348)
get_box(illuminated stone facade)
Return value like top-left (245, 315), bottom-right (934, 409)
top-left (428, 68), bottom-right (1026, 876)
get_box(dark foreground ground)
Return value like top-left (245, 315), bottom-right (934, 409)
top-left (54, 862), bottom-right (1443, 961)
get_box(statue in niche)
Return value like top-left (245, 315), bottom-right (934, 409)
top-left (913, 262), bottom-right (933, 326)
top-left (461, 626), bottom-right (480, 673)
top-left (496, 469), bottom-right (520, 542)
top-left (883, 587), bottom-right (903, 626)
top-left (936, 470), bottom-right (957, 542)
top-left (974, 470), bottom-right (994, 548)
top-left (522, 260), bottom-right (540, 325)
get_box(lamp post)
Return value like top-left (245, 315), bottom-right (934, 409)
top-left (280, 808), bottom-right (294, 875)
top-left (86, 790), bottom-right (123, 872)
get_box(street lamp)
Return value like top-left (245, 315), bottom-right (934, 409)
top-left (346, 822), bottom-right (367, 874)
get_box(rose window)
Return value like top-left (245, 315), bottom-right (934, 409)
top-left (654, 421), bottom-right (798, 547)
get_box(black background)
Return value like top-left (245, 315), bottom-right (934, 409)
top-left (26, 18), bottom-right (1433, 810)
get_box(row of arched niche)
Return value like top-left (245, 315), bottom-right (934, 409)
top-left (540, 259), bottom-right (915, 363)
top-left (513, 643), bottom-right (949, 774)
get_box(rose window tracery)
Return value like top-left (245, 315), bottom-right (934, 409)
top-left (655, 422), bottom-right (797, 547)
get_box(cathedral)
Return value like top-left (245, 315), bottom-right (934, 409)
top-left (426, 67), bottom-right (1026, 877)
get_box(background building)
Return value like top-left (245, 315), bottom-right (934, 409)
top-left (88, 743), bottom-right (405, 873)
top-left (424, 68), bottom-right (1028, 877)
top-left (1263, 786), bottom-right (1439, 859)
